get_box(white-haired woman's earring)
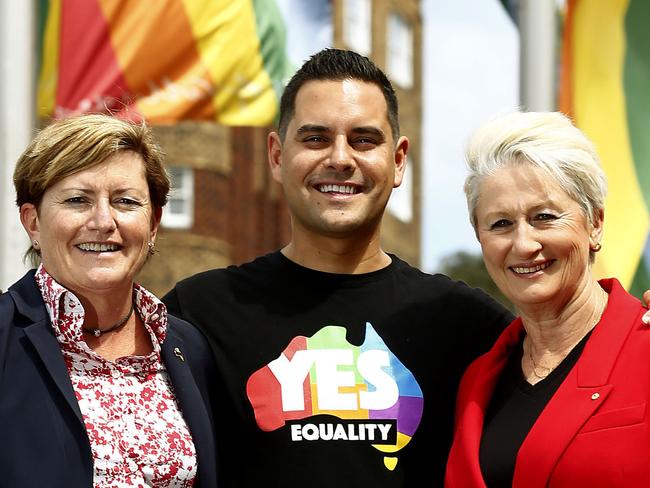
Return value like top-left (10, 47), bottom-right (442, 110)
top-left (148, 241), bottom-right (156, 256)
top-left (591, 242), bottom-right (602, 252)
top-left (32, 240), bottom-right (40, 250)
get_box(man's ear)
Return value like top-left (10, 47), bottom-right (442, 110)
top-left (268, 131), bottom-right (283, 184)
top-left (393, 136), bottom-right (409, 188)
top-left (20, 203), bottom-right (40, 242)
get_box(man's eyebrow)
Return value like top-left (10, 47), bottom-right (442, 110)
top-left (295, 124), bottom-right (386, 141)
top-left (296, 124), bottom-right (329, 134)
top-left (351, 126), bottom-right (386, 140)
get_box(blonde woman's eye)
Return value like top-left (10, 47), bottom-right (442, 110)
top-left (64, 197), bottom-right (86, 204)
top-left (116, 198), bottom-right (141, 206)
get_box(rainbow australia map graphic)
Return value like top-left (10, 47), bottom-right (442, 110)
top-left (246, 323), bottom-right (424, 471)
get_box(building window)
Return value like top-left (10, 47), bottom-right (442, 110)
top-left (343, 0), bottom-right (372, 56)
top-left (387, 158), bottom-right (413, 223)
top-left (161, 166), bottom-right (194, 229)
top-left (387, 13), bottom-right (414, 89)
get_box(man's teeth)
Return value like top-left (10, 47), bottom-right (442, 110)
top-left (77, 243), bottom-right (119, 252)
top-left (512, 262), bottom-right (552, 274)
top-left (318, 184), bottom-right (357, 194)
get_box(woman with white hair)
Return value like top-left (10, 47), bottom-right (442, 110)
top-left (445, 111), bottom-right (650, 487)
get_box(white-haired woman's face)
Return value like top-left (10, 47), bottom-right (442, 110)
top-left (474, 164), bottom-right (603, 312)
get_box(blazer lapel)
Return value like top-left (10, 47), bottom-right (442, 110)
top-left (514, 279), bottom-right (640, 488)
top-left (162, 326), bottom-right (217, 487)
top-left (452, 319), bottom-right (526, 487)
top-left (10, 271), bottom-right (84, 423)
top-left (513, 373), bottom-right (612, 488)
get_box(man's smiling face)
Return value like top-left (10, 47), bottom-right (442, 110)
top-left (269, 78), bottom-right (407, 240)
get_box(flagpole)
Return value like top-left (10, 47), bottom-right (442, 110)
top-left (518, 0), bottom-right (557, 111)
top-left (0, 0), bottom-right (35, 289)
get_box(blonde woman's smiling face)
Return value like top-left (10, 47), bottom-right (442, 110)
top-left (474, 164), bottom-right (602, 312)
top-left (20, 151), bottom-right (160, 296)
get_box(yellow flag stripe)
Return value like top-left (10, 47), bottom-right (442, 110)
top-left (37, 0), bottom-right (61, 118)
top-left (181, 0), bottom-right (278, 125)
top-left (571, 0), bottom-right (650, 287)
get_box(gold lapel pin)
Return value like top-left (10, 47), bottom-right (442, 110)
top-left (173, 347), bottom-right (185, 362)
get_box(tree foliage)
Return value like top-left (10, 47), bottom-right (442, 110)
top-left (439, 251), bottom-right (514, 312)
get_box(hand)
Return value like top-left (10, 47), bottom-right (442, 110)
top-left (644, 290), bottom-right (650, 325)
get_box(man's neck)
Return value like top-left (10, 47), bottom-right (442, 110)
top-left (281, 232), bottom-right (392, 274)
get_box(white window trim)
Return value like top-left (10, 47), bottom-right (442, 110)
top-left (387, 13), bottom-right (414, 89)
top-left (161, 166), bottom-right (194, 229)
top-left (342, 0), bottom-right (372, 56)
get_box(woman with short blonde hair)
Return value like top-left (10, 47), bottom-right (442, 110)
top-left (2, 114), bottom-right (218, 487)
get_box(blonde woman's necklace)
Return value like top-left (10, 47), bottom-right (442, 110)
top-left (83, 304), bottom-right (134, 337)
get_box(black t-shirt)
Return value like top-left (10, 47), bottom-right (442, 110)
top-left (479, 332), bottom-right (591, 488)
top-left (163, 251), bottom-right (513, 487)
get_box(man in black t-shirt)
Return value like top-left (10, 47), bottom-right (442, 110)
top-left (163, 49), bottom-right (513, 487)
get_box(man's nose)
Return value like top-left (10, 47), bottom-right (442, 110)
top-left (327, 135), bottom-right (355, 171)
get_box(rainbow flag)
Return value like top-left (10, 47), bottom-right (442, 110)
top-left (37, 0), bottom-right (292, 125)
top-left (560, 0), bottom-right (650, 298)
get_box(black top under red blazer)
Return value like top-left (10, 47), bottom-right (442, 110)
top-left (0, 270), bottom-right (219, 488)
top-left (446, 279), bottom-right (650, 487)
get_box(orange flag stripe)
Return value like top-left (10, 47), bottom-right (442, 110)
top-left (97, 0), bottom-right (215, 122)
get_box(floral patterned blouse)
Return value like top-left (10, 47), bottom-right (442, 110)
top-left (35, 265), bottom-right (198, 487)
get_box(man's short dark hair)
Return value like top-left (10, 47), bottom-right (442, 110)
top-left (278, 48), bottom-right (400, 141)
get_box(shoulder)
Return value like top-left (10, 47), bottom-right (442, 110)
top-left (162, 252), bottom-right (283, 320)
top-left (388, 255), bottom-right (513, 356)
top-left (170, 251), bottom-right (279, 294)
top-left (0, 288), bottom-right (15, 319)
top-left (0, 270), bottom-right (42, 327)
top-left (0, 272), bottom-right (44, 372)
top-left (166, 313), bottom-right (211, 350)
top-left (390, 254), bottom-right (511, 314)
top-left (0, 291), bottom-right (16, 348)
top-left (164, 313), bottom-right (216, 378)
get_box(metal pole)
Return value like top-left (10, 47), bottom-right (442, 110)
top-left (0, 0), bottom-right (35, 289)
top-left (518, 0), bottom-right (557, 111)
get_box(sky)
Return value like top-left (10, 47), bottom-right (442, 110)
top-left (420, 0), bottom-right (519, 272)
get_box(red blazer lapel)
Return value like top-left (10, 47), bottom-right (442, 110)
top-left (446, 318), bottom-right (526, 487)
top-left (513, 279), bottom-right (640, 488)
top-left (513, 372), bottom-right (613, 488)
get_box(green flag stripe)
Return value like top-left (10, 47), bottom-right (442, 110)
top-left (624, 0), bottom-right (650, 296)
top-left (36, 0), bottom-right (50, 86)
top-left (252, 0), bottom-right (293, 106)
top-left (624, 0), bottom-right (650, 206)
top-left (629, 256), bottom-right (650, 300)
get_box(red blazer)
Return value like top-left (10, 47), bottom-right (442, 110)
top-left (446, 279), bottom-right (650, 488)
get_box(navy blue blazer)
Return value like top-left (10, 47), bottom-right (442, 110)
top-left (0, 270), bottom-right (218, 487)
